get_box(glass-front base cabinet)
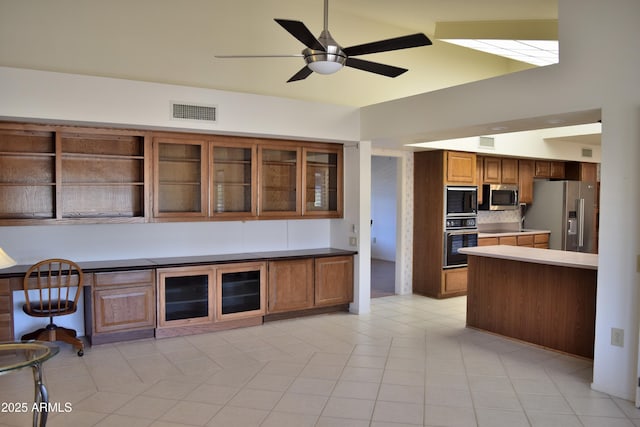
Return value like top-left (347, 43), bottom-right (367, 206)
top-left (156, 262), bottom-right (266, 336)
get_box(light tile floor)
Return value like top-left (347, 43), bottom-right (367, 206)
top-left (1, 294), bottom-right (639, 427)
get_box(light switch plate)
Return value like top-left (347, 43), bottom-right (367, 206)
top-left (611, 328), bottom-right (624, 347)
top-left (349, 237), bottom-right (358, 247)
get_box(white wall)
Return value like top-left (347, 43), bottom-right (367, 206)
top-left (333, 141), bottom-right (372, 315)
top-left (0, 67), bottom-right (360, 143)
top-left (1, 220), bottom-right (332, 265)
top-left (361, 0), bottom-right (640, 401)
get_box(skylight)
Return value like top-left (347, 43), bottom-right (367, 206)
top-left (441, 39), bottom-right (558, 66)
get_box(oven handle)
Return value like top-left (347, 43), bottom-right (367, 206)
top-left (445, 229), bottom-right (478, 236)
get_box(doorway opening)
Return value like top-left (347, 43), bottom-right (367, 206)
top-left (370, 156), bottom-right (398, 298)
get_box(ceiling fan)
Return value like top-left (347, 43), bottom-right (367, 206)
top-left (215, 0), bottom-right (432, 82)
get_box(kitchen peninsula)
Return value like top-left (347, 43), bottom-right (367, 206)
top-left (460, 245), bottom-right (597, 358)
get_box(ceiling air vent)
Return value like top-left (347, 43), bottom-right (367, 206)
top-left (171, 102), bottom-right (217, 123)
top-left (478, 136), bottom-right (495, 149)
top-left (581, 147), bottom-right (593, 158)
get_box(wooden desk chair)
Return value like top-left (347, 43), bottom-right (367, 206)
top-left (21, 259), bottom-right (85, 356)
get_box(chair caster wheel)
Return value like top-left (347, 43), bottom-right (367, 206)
top-left (77, 350), bottom-right (84, 357)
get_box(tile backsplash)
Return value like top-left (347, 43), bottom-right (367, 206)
top-left (477, 209), bottom-right (521, 224)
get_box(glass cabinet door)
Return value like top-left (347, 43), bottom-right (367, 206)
top-left (259, 147), bottom-right (301, 215)
top-left (154, 140), bottom-right (207, 217)
top-left (211, 144), bottom-right (255, 217)
top-left (303, 147), bottom-right (342, 217)
top-left (157, 268), bottom-right (214, 327)
top-left (215, 262), bottom-right (266, 321)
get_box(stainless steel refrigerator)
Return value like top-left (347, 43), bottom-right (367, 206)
top-left (524, 180), bottom-right (597, 253)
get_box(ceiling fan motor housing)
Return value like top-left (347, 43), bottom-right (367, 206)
top-left (303, 30), bottom-right (346, 74)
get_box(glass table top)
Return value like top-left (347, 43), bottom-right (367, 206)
top-left (0, 341), bottom-right (59, 375)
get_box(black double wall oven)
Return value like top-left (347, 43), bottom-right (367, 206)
top-left (444, 186), bottom-right (478, 268)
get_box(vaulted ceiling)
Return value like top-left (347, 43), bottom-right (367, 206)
top-left (0, 0), bottom-right (558, 107)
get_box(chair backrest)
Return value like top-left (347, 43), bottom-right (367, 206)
top-left (23, 258), bottom-right (84, 317)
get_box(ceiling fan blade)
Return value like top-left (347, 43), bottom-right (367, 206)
top-left (275, 19), bottom-right (325, 51)
top-left (345, 57), bottom-right (408, 78)
top-left (215, 54), bottom-right (303, 58)
top-left (287, 66), bottom-right (314, 82)
top-left (343, 33), bottom-right (432, 57)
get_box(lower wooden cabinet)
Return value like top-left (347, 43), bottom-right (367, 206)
top-left (94, 287), bottom-right (155, 332)
top-left (157, 267), bottom-right (215, 329)
top-left (267, 259), bottom-right (314, 313)
top-left (267, 256), bottom-right (354, 314)
top-left (534, 233), bottom-right (550, 248)
top-left (87, 270), bottom-right (156, 345)
top-left (215, 262), bottom-right (266, 322)
top-left (498, 236), bottom-right (518, 246)
top-left (315, 256), bottom-right (353, 307)
top-left (442, 268), bottom-right (467, 294)
top-left (478, 233), bottom-right (550, 249)
top-left (156, 262), bottom-right (266, 337)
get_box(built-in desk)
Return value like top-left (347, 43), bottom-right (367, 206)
top-left (460, 245), bottom-right (597, 358)
top-left (0, 248), bottom-right (356, 345)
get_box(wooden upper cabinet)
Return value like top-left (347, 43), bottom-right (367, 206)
top-left (0, 126), bottom-right (56, 222)
top-left (482, 156), bottom-right (517, 184)
top-left (0, 121), bottom-right (344, 225)
top-left (550, 161), bottom-right (565, 178)
top-left (535, 160), bottom-right (565, 179)
top-left (518, 159), bottom-right (534, 204)
top-left (0, 122), bottom-right (149, 225)
top-left (445, 151), bottom-right (476, 184)
top-left (534, 160), bottom-right (550, 178)
top-left (60, 131), bottom-right (148, 221)
top-left (302, 146), bottom-right (343, 218)
top-left (210, 138), bottom-right (257, 218)
top-left (258, 144), bottom-right (302, 217)
top-left (476, 157), bottom-right (484, 205)
top-left (566, 161), bottom-right (598, 182)
top-left (483, 157), bottom-right (502, 184)
top-left (501, 158), bottom-right (518, 184)
top-left (153, 138), bottom-right (208, 219)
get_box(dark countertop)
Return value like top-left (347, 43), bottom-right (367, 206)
top-left (0, 248), bottom-right (357, 279)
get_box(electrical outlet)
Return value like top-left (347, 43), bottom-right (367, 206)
top-left (349, 237), bottom-right (358, 247)
top-left (372, 237), bottom-right (377, 244)
top-left (611, 328), bottom-right (624, 347)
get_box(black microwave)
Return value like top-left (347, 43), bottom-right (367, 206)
top-left (445, 186), bottom-right (477, 217)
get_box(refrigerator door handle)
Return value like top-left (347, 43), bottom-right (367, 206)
top-left (578, 198), bottom-right (585, 248)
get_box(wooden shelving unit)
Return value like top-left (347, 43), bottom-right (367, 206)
top-left (154, 139), bottom-right (207, 217)
top-left (303, 148), bottom-right (342, 217)
top-left (259, 146), bottom-right (301, 216)
top-left (211, 142), bottom-right (256, 217)
top-left (0, 128), bottom-right (56, 220)
top-left (0, 121), bottom-right (343, 225)
top-left (60, 132), bottom-right (146, 219)
top-left (0, 124), bottom-right (149, 224)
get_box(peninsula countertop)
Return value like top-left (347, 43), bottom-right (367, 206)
top-left (459, 245), bottom-right (598, 270)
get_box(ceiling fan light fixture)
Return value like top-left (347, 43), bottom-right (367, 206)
top-left (307, 60), bottom-right (343, 74)
top-left (303, 48), bottom-right (346, 75)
